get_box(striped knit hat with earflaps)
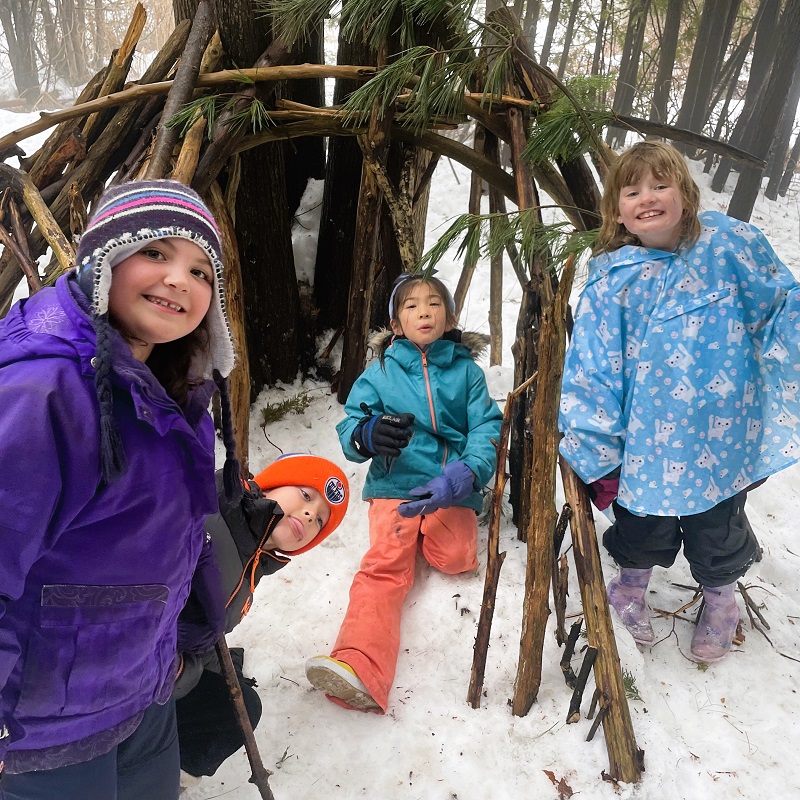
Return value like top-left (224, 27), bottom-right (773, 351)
top-left (76, 180), bottom-right (240, 497)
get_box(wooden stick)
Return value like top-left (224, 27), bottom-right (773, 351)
top-left (23, 65), bottom-right (108, 182)
top-left (559, 458), bottom-right (643, 782)
top-left (586, 700), bottom-right (610, 742)
top-left (0, 225), bottom-right (40, 292)
top-left (552, 504), bottom-right (572, 646)
top-left (511, 255), bottom-right (574, 717)
top-left (467, 372), bottom-right (536, 708)
top-left (737, 582), bottom-right (770, 630)
top-left (587, 686), bottom-right (601, 720)
top-left (357, 136), bottom-right (418, 271)
top-left (0, 64), bottom-right (375, 156)
top-left (206, 183), bottom-right (251, 475)
top-left (0, 164), bottom-right (74, 276)
top-left (559, 619), bottom-right (582, 689)
top-left (215, 637), bottom-right (275, 800)
top-left (145, 0), bottom-right (213, 180)
top-left (566, 646), bottom-right (597, 723)
top-left (170, 114), bottom-right (207, 184)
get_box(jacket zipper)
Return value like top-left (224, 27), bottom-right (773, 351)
top-left (419, 349), bottom-right (448, 467)
top-left (226, 514), bottom-right (282, 610)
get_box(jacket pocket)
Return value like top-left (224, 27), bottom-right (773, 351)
top-left (15, 584), bottom-right (169, 719)
top-left (652, 287), bottom-right (732, 325)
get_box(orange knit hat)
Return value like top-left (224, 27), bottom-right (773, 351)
top-left (253, 453), bottom-right (349, 555)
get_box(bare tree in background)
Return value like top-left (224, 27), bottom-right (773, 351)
top-left (0, 0), bottom-right (40, 99)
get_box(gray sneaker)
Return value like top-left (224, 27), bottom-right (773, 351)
top-left (305, 655), bottom-right (380, 710)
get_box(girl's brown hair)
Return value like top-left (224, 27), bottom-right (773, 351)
top-left (595, 141), bottom-right (701, 254)
top-left (146, 324), bottom-right (211, 408)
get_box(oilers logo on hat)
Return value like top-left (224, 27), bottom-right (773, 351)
top-left (325, 477), bottom-right (346, 505)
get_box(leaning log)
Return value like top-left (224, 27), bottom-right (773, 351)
top-left (467, 372), bottom-right (535, 708)
top-left (207, 183), bottom-right (251, 474)
top-left (512, 254), bottom-right (574, 717)
top-left (559, 459), bottom-right (643, 783)
top-left (145, 1), bottom-right (213, 180)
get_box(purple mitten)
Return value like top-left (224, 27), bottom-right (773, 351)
top-left (587, 476), bottom-right (619, 511)
top-left (398, 461), bottom-right (475, 518)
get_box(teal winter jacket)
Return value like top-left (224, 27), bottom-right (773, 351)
top-left (337, 331), bottom-right (503, 512)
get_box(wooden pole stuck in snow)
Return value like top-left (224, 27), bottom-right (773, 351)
top-left (559, 459), bottom-right (644, 783)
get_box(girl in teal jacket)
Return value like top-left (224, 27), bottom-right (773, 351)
top-left (306, 274), bottom-right (502, 713)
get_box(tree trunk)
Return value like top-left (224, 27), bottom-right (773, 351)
top-left (676, 0), bottom-right (741, 143)
top-left (0, 0), bottom-right (40, 100)
top-left (173, 0), bottom-right (201, 24)
top-left (649, 0), bottom-right (682, 123)
top-left (313, 6), bottom-right (373, 331)
top-left (539, 0), bottom-right (561, 67)
top-left (778, 131), bottom-right (800, 197)
top-left (213, 0), bottom-right (301, 394)
top-left (728, 0), bottom-right (800, 221)
top-left (712, 0), bottom-right (780, 193)
top-left (765, 61), bottom-right (800, 199)
top-left (556, 0), bottom-right (580, 80)
top-left (284, 25), bottom-right (326, 216)
top-left (608, 0), bottom-right (651, 149)
top-left (590, 0), bottom-right (609, 78)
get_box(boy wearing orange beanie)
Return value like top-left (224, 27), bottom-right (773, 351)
top-left (174, 454), bottom-right (349, 783)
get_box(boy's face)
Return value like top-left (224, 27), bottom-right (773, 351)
top-left (262, 485), bottom-right (331, 553)
top-left (617, 168), bottom-right (685, 251)
top-left (390, 283), bottom-right (452, 349)
top-left (107, 237), bottom-right (213, 362)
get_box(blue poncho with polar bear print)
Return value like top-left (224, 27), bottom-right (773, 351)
top-left (559, 210), bottom-right (800, 516)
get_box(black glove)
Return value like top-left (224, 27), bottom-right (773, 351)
top-left (352, 404), bottom-right (415, 458)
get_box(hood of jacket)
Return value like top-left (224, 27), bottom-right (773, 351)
top-left (368, 328), bottom-right (490, 362)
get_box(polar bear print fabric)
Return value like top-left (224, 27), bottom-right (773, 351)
top-left (559, 211), bottom-right (800, 516)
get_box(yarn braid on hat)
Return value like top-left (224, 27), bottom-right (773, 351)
top-left (75, 180), bottom-right (239, 495)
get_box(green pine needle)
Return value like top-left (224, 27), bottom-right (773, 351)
top-left (622, 669), bottom-right (644, 702)
top-left (260, 390), bottom-right (313, 429)
top-left (417, 210), bottom-right (597, 277)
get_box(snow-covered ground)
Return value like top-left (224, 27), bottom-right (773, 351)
top-left (2, 106), bottom-right (799, 800)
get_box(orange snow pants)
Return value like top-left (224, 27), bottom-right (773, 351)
top-left (330, 498), bottom-right (478, 713)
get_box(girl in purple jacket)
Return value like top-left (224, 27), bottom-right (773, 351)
top-left (0, 181), bottom-right (237, 800)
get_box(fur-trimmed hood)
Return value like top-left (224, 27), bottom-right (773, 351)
top-left (367, 328), bottom-right (490, 361)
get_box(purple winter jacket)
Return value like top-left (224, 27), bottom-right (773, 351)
top-left (0, 275), bottom-right (218, 770)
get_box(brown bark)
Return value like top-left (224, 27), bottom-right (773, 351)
top-left (467, 372), bottom-right (535, 708)
top-left (145, 0), bottom-right (214, 180)
top-left (453, 124), bottom-right (486, 318)
top-left (192, 36), bottom-right (293, 196)
top-left (212, 0), bottom-right (300, 392)
top-left (215, 638), bottom-right (275, 799)
top-left (170, 115), bottom-right (207, 184)
top-left (559, 459), bottom-right (643, 782)
top-left (23, 65), bottom-right (108, 184)
top-left (207, 183), bottom-right (251, 474)
top-left (512, 254), bottom-right (574, 717)
top-left (336, 96), bottom-right (391, 404)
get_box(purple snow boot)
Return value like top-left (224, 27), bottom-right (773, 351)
top-left (690, 583), bottom-right (739, 664)
top-left (607, 568), bottom-right (656, 645)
